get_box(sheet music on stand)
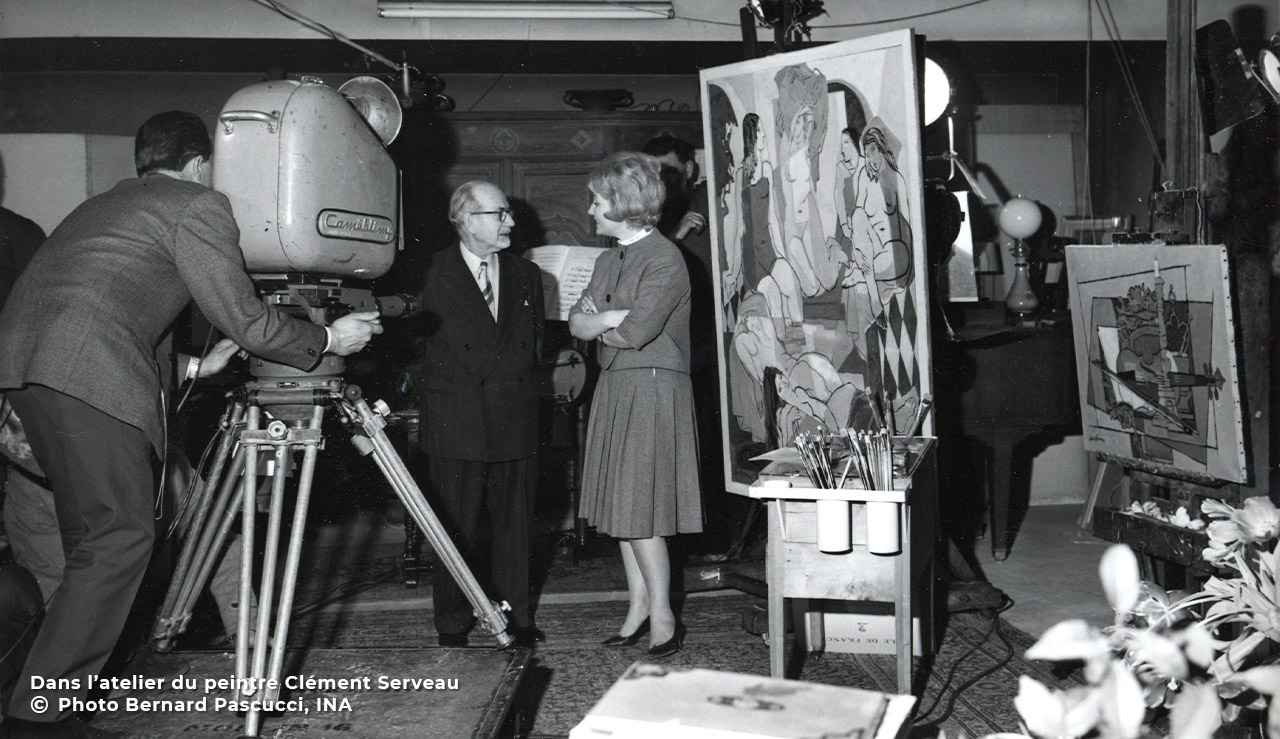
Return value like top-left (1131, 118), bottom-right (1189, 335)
top-left (524, 245), bottom-right (607, 321)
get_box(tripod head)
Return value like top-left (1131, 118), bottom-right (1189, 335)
top-left (246, 275), bottom-right (416, 385)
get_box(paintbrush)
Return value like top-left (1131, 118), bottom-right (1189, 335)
top-left (906, 394), bottom-right (933, 438)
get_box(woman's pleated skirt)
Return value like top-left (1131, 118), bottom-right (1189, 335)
top-left (579, 366), bottom-right (703, 538)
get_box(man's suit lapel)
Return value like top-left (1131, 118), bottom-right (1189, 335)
top-left (494, 251), bottom-right (523, 335)
top-left (443, 246), bottom-right (498, 334)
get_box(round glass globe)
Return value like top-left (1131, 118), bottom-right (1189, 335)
top-left (999, 198), bottom-right (1042, 239)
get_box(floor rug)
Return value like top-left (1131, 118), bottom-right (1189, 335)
top-left (284, 592), bottom-right (1079, 739)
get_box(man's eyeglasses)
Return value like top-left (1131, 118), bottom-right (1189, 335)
top-left (469, 207), bottom-right (512, 222)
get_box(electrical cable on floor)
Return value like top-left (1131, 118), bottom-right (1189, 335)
top-left (911, 595), bottom-right (1017, 731)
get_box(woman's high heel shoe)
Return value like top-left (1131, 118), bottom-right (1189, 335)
top-left (601, 618), bottom-right (650, 647)
top-left (647, 624), bottom-right (685, 660)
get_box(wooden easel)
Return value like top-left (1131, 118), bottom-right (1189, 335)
top-left (1088, 457), bottom-right (1233, 589)
top-left (1076, 456), bottom-right (1117, 529)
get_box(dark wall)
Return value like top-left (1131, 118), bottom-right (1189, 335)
top-left (0, 41), bottom-right (1170, 224)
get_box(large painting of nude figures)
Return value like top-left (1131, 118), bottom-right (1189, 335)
top-left (700, 30), bottom-right (933, 492)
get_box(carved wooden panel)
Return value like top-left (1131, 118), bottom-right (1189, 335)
top-left (511, 160), bottom-right (599, 247)
top-left (440, 160), bottom-right (505, 200)
top-left (401, 112), bottom-right (702, 250)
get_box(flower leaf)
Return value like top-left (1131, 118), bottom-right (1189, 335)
top-left (1239, 496), bottom-right (1279, 541)
top-left (1014, 676), bottom-right (1063, 738)
top-left (1177, 622), bottom-right (1218, 668)
top-left (1168, 682), bottom-right (1221, 739)
top-left (1200, 498), bottom-right (1235, 519)
top-left (1026, 620), bottom-right (1110, 663)
top-left (1100, 545), bottom-right (1141, 613)
top-left (1014, 677), bottom-right (1099, 739)
top-left (1234, 665), bottom-right (1280, 696)
top-left (1129, 630), bottom-right (1189, 678)
top-left (1102, 661), bottom-right (1147, 739)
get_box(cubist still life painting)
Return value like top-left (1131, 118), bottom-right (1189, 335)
top-left (700, 30), bottom-right (933, 491)
top-left (1066, 244), bottom-right (1248, 483)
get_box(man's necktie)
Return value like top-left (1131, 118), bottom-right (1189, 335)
top-left (478, 261), bottom-right (496, 320)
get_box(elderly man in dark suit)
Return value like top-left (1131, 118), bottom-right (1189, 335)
top-left (413, 180), bottom-right (545, 649)
top-left (0, 111), bottom-right (381, 739)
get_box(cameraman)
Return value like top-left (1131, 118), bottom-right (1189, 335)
top-left (0, 111), bottom-right (381, 739)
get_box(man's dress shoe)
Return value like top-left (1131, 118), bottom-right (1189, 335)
top-left (508, 625), bottom-right (545, 648)
top-left (437, 632), bottom-right (470, 647)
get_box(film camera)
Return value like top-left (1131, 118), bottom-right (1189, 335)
top-left (212, 75), bottom-right (411, 380)
top-left (155, 78), bottom-right (513, 739)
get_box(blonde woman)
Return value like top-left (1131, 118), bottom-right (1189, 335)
top-left (570, 152), bottom-right (702, 659)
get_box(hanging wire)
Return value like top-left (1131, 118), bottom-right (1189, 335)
top-left (244, 0), bottom-right (407, 74)
top-left (1084, 0), bottom-right (1095, 221)
top-left (466, 22), bottom-right (533, 111)
top-left (1093, 0), bottom-right (1167, 175)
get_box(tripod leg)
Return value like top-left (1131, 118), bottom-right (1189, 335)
top-left (158, 447), bottom-right (248, 648)
top-left (175, 402), bottom-right (244, 538)
top-left (344, 398), bottom-right (513, 648)
top-left (244, 426), bottom-right (293, 738)
top-left (153, 405), bottom-right (246, 651)
top-left (264, 406), bottom-right (324, 700)
top-left (235, 407), bottom-right (261, 699)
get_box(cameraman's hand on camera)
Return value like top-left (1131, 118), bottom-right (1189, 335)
top-left (197, 338), bottom-right (244, 378)
top-left (326, 311), bottom-right (384, 356)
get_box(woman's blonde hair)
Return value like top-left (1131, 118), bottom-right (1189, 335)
top-left (588, 152), bottom-right (665, 228)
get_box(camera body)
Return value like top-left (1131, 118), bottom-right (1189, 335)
top-left (212, 77), bottom-right (406, 382)
top-left (212, 77), bottom-right (400, 280)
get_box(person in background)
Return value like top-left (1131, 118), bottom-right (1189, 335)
top-left (0, 206), bottom-right (45, 312)
top-left (570, 152), bottom-right (702, 659)
top-left (0, 110), bottom-right (380, 739)
top-left (643, 134), bottom-right (708, 244)
top-left (0, 561), bottom-right (42, 717)
top-left (411, 180), bottom-right (545, 649)
top-left (643, 135), bottom-right (731, 553)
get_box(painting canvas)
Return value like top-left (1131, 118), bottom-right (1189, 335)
top-left (1065, 244), bottom-right (1247, 483)
top-left (700, 31), bottom-right (933, 492)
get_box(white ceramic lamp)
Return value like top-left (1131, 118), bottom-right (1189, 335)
top-left (998, 198), bottom-right (1042, 319)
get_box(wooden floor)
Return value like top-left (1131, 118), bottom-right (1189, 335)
top-left (981, 504), bottom-right (1113, 637)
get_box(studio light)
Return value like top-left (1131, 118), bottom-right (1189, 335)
top-left (377, 1), bottom-right (674, 20)
top-left (922, 58), bottom-right (950, 127)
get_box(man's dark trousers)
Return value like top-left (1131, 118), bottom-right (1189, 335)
top-left (425, 455), bottom-right (536, 636)
top-left (5, 385), bottom-right (154, 721)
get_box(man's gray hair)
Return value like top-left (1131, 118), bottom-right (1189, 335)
top-left (448, 181), bottom-right (490, 232)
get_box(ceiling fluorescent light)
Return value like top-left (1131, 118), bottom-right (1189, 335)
top-left (378, 1), bottom-right (674, 20)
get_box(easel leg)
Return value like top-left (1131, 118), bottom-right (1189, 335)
top-left (766, 500), bottom-right (786, 678)
top-left (1077, 458), bottom-right (1109, 529)
top-left (895, 503), bottom-right (912, 695)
